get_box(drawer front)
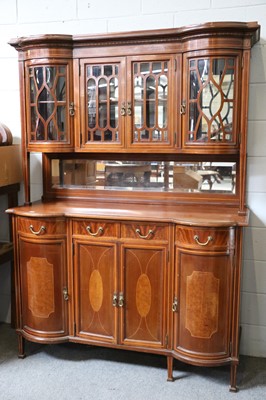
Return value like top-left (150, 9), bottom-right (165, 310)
top-left (175, 226), bottom-right (234, 250)
top-left (17, 217), bottom-right (66, 236)
top-left (121, 222), bottom-right (169, 241)
top-left (72, 219), bottom-right (119, 238)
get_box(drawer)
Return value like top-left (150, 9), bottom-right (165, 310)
top-left (72, 219), bottom-right (119, 238)
top-left (17, 217), bottom-right (66, 236)
top-left (121, 222), bottom-right (169, 241)
top-left (175, 226), bottom-right (234, 250)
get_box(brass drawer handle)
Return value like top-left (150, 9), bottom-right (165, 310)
top-left (86, 225), bottom-right (104, 236)
top-left (29, 225), bottom-right (46, 235)
top-left (194, 235), bottom-right (213, 246)
top-left (135, 228), bottom-right (154, 239)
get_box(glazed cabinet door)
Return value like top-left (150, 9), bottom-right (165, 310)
top-left (126, 55), bottom-right (178, 151)
top-left (120, 223), bottom-right (169, 349)
top-left (173, 226), bottom-right (235, 363)
top-left (17, 217), bottom-right (68, 339)
top-left (79, 58), bottom-right (126, 150)
top-left (182, 51), bottom-right (241, 152)
top-left (25, 60), bottom-right (74, 151)
top-left (78, 54), bottom-right (180, 152)
top-left (72, 219), bottom-right (119, 344)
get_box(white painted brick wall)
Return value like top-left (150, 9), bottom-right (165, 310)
top-left (0, 0), bottom-right (265, 358)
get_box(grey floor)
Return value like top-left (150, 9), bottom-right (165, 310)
top-left (0, 323), bottom-right (265, 400)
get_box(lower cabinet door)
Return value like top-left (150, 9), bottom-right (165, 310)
top-left (173, 249), bottom-right (232, 360)
top-left (120, 244), bottom-right (168, 349)
top-left (74, 239), bottom-right (118, 344)
top-left (18, 236), bottom-right (68, 338)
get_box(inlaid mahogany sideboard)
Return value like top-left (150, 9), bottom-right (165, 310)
top-left (7, 22), bottom-right (260, 392)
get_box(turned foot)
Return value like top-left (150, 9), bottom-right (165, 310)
top-left (18, 334), bottom-right (26, 359)
top-left (229, 363), bottom-right (238, 392)
top-left (167, 356), bottom-right (174, 381)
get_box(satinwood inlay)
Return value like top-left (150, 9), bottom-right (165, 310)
top-left (136, 274), bottom-right (152, 318)
top-left (185, 271), bottom-right (219, 339)
top-left (89, 269), bottom-right (104, 312)
top-left (27, 257), bottom-right (55, 318)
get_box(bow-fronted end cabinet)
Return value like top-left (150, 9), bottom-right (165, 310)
top-left (7, 22), bottom-right (260, 392)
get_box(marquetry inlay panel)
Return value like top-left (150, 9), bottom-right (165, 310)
top-left (136, 273), bottom-right (152, 318)
top-left (76, 241), bottom-right (116, 340)
top-left (185, 271), bottom-right (219, 339)
top-left (122, 246), bottom-right (165, 345)
top-left (89, 269), bottom-right (104, 312)
top-left (27, 257), bottom-right (55, 319)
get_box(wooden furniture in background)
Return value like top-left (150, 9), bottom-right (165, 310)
top-left (7, 22), bottom-right (260, 392)
top-left (0, 183), bottom-right (20, 327)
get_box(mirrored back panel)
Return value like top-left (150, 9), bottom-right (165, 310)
top-left (50, 158), bottom-right (236, 194)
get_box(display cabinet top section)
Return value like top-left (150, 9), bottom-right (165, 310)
top-left (9, 21), bottom-right (260, 54)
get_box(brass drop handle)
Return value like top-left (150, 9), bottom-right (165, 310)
top-left (69, 102), bottom-right (75, 116)
top-left (112, 293), bottom-right (118, 307)
top-left (135, 228), bottom-right (154, 239)
top-left (118, 292), bottom-right (124, 307)
top-left (127, 102), bottom-right (132, 116)
top-left (86, 225), bottom-right (104, 237)
top-left (194, 235), bottom-right (213, 246)
top-left (63, 287), bottom-right (69, 301)
top-left (172, 297), bottom-right (178, 312)
top-left (120, 102), bottom-right (126, 116)
top-left (29, 225), bottom-right (46, 235)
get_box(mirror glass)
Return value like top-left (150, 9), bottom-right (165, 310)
top-left (51, 159), bottom-right (236, 194)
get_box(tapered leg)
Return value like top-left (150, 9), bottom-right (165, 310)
top-left (167, 356), bottom-right (174, 381)
top-left (18, 334), bottom-right (26, 359)
top-left (229, 363), bottom-right (238, 392)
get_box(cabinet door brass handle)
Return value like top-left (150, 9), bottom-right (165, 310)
top-left (118, 292), bottom-right (124, 307)
top-left (112, 293), bottom-right (118, 307)
top-left (127, 102), bottom-right (132, 116)
top-left (194, 235), bottom-right (213, 246)
top-left (180, 100), bottom-right (186, 115)
top-left (172, 297), bottom-right (178, 312)
top-left (29, 225), bottom-right (46, 235)
top-left (63, 287), bottom-right (69, 301)
top-left (69, 102), bottom-right (75, 116)
top-left (86, 226), bottom-right (104, 236)
top-left (120, 102), bottom-right (126, 116)
top-left (135, 228), bottom-right (154, 239)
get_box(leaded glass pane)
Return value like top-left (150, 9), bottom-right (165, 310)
top-left (133, 60), bottom-right (169, 144)
top-left (56, 76), bottom-right (66, 101)
top-left (28, 64), bottom-right (68, 142)
top-left (187, 56), bottom-right (236, 144)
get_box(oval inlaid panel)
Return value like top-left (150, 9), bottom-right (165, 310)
top-left (89, 270), bottom-right (103, 312)
top-left (136, 274), bottom-right (151, 317)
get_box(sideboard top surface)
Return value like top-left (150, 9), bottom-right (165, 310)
top-left (6, 200), bottom-right (249, 227)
